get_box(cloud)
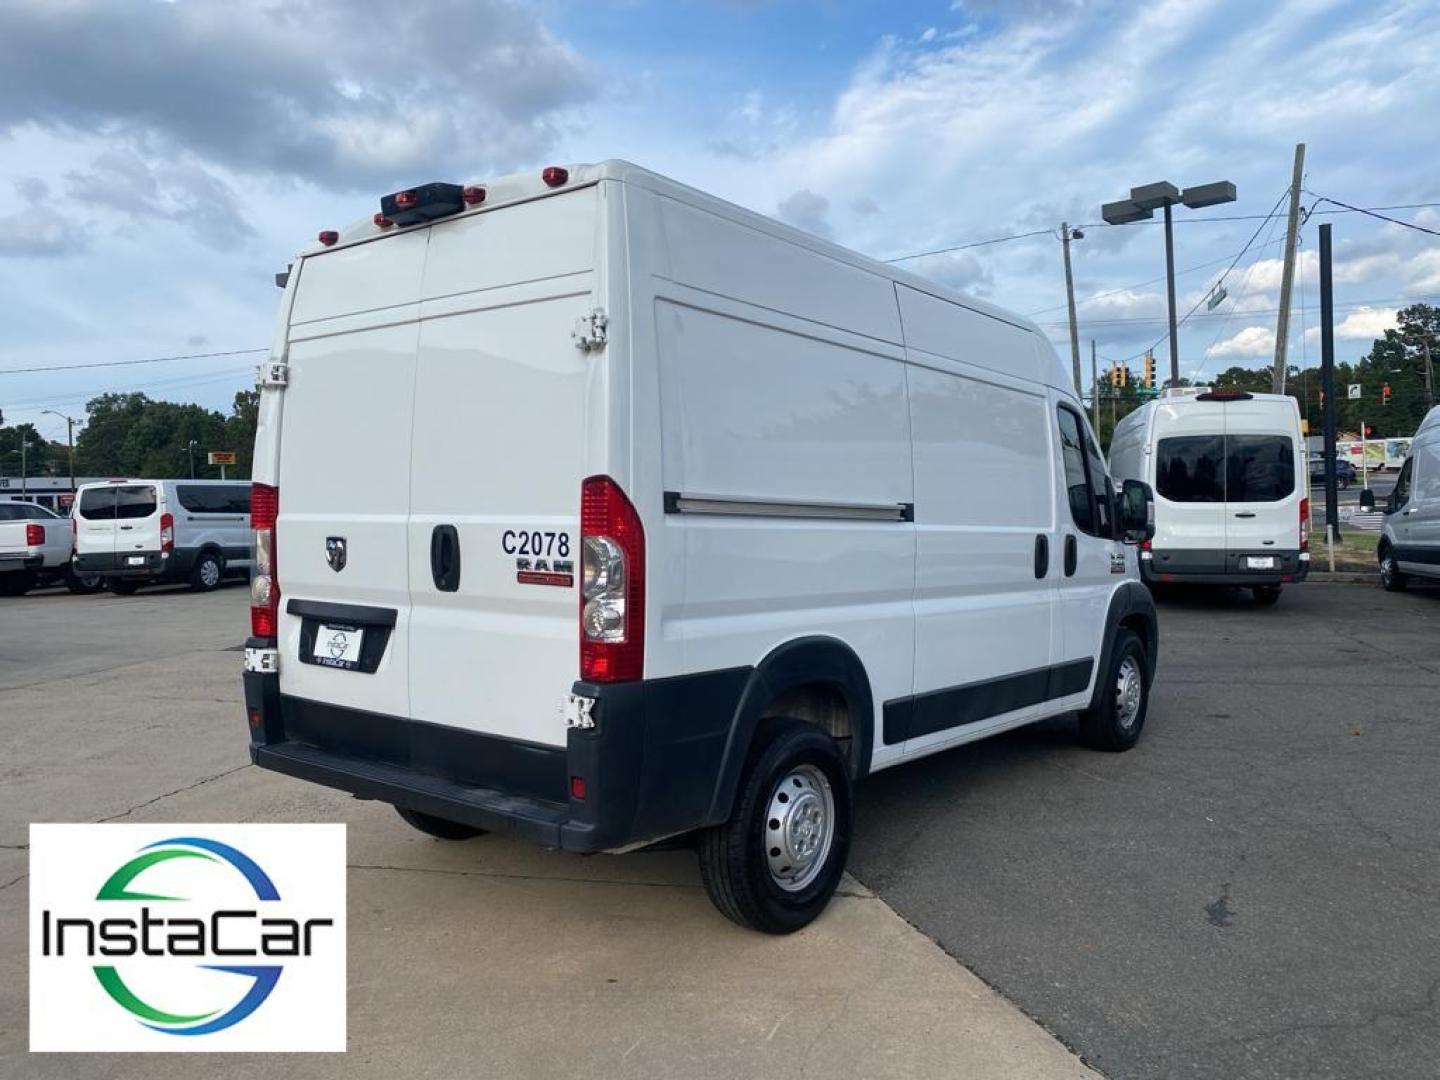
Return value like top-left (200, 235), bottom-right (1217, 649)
top-left (0, 0), bottom-right (598, 189)
top-left (1302, 306), bottom-right (1398, 345)
top-left (64, 149), bottom-right (253, 248)
top-left (1207, 325), bottom-right (1276, 360)
top-left (905, 250), bottom-right (995, 296)
top-left (776, 189), bottom-right (833, 239)
top-left (0, 210), bottom-right (86, 257)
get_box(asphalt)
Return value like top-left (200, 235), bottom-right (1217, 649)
top-left (850, 580), bottom-right (1440, 1080)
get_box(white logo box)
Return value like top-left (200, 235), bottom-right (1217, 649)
top-left (30, 823), bottom-right (346, 1052)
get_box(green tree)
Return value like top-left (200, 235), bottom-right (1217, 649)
top-left (0, 422), bottom-right (65, 481)
top-left (75, 393), bottom-right (233, 478)
top-left (225, 389), bottom-right (259, 479)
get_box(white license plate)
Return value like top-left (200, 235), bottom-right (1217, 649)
top-left (126, 555), bottom-right (145, 566)
top-left (1246, 556), bottom-right (1276, 570)
top-left (313, 624), bottom-right (364, 668)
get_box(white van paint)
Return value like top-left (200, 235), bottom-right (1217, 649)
top-left (1109, 390), bottom-right (1309, 601)
top-left (73, 479), bottom-right (251, 592)
top-left (244, 161), bottom-right (1159, 933)
top-left (1379, 405), bottom-right (1440, 589)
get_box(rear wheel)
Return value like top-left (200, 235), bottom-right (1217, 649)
top-left (697, 719), bottom-right (851, 934)
top-left (394, 805), bottom-right (487, 840)
top-left (1252, 585), bottom-right (1282, 606)
top-left (64, 567), bottom-right (105, 594)
top-left (1078, 629), bottom-right (1149, 752)
top-left (108, 580), bottom-right (139, 595)
top-left (1379, 546), bottom-right (1407, 592)
top-left (0, 571), bottom-right (37, 597)
top-left (190, 551), bottom-right (224, 592)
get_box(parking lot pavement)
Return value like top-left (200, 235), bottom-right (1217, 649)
top-left (1, 588), bottom-right (1096, 1080)
top-left (851, 582), bottom-right (1440, 1080)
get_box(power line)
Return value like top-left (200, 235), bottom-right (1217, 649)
top-left (884, 228), bottom-right (1054, 263)
top-left (0, 347), bottom-right (266, 377)
top-left (1302, 191), bottom-right (1440, 238)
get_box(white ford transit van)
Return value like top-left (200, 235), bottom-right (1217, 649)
top-left (243, 161), bottom-right (1159, 932)
top-left (74, 479), bottom-right (252, 593)
top-left (1379, 405), bottom-right (1440, 590)
top-left (1109, 389), bottom-right (1309, 605)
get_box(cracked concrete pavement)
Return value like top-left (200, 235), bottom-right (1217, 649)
top-left (2, 585), bottom-right (1097, 1079)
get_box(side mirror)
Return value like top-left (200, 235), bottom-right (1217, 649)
top-left (1120, 479), bottom-right (1155, 545)
top-left (1359, 488), bottom-right (1376, 512)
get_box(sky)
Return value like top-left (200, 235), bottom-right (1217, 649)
top-left (1, 0), bottom-right (1438, 447)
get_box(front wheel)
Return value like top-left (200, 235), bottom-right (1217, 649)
top-left (697, 720), bottom-right (852, 934)
top-left (108, 580), bottom-right (139, 595)
top-left (394, 805), bottom-right (487, 840)
top-left (190, 551), bottom-right (224, 592)
top-left (1078, 629), bottom-right (1150, 752)
top-left (64, 567), bottom-right (105, 594)
top-left (1379, 547), bottom-right (1407, 592)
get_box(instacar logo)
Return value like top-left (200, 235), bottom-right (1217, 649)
top-left (30, 824), bottom-right (346, 1053)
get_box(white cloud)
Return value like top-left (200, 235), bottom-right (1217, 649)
top-left (1207, 325), bottom-right (1276, 360)
top-left (1302, 306), bottom-right (1398, 344)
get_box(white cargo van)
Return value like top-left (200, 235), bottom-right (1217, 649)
top-left (74, 479), bottom-right (252, 593)
top-left (1379, 405), bottom-right (1440, 590)
top-left (1109, 389), bottom-right (1309, 605)
top-left (243, 161), bottom-right (1159, 932)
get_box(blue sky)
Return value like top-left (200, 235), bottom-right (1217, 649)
top-left (1, 0), bottom-right (1437, 444)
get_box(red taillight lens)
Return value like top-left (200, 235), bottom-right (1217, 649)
top-left (25, 523), bottom-right (44, 546)
top-left (570, 775), bottom-right (587, 800)
top-left (542, 166), bottom-right (569, 188)
top-left (579, 476), bottom-right (645, 682)
top-left (461, 185), bottom-right (486, 205)
top-left (159, 512), bottom-right (174, 554)
top-left (250, 483), bottom-right (279, 640)
top-left (1300, 497), bottom-right (1310, 550)
top-left (317, 230), bottom-right (338, 246)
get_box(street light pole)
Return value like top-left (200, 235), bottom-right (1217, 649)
top-left (187, 439), bottom-right (198, 480)
top-left (1162, 202), bottom-right (1180, 389)
top-left (42, 410), bottom-right (76, 496)
top-left (1061, 223), bottom-right (1084, 395)
top-left (20, 439), bottom-right (30, 498)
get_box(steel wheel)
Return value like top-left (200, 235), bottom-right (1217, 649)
top-left (1115, 655), bottom-right (1143, 732)
top-left (763, 763), bottom-right (836, 893)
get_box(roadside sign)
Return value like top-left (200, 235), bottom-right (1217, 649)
top-left (1348, 384), bottom-right (1362, 399)
top-left (1206, 285), bottom-right (1227, 311)
top-left (208, 451), bottom-right (238, 465)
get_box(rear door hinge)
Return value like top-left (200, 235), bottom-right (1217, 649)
top-left (572, 310), bottom-right (608, 353)
top-left (259, 361), bottom-right (289, 388)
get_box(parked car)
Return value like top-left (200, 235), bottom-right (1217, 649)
top-left (1308, 453), bottom-right (1356, 488)
top-left (0, 500), bottom-right (103, 595)
top-left (1109, 389), bottom-right (1309, 605)
top-left (243, 160), bottom-right (1160, 934)
top-left (73, 479), bottom-right (252, 593)
top-left (1378, 405), bottom-right (1440, 591)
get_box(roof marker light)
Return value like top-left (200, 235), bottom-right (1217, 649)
top-left (461, 185), bottom-right (486, 206)
top-left (394, 190), bottom-right (418, 208)
top-left (373, 212), bottom-right (393, 228)
top-left (317, 230), bottom-right (338, 246)
top-left (542, 166), bottom-right (569, 187)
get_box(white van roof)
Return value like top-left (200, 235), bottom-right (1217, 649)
top-left (1416, 404), bottom-right (1440, 437)
top-left (304, 159), bottom-right (1074, 397)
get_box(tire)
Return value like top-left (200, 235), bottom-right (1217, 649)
top-left (109, 580), bottom-right (139, 595)
top-left (1379, 546), bottom-right (1407, 592)
top-left (1078, 629), bottom-right (1150, 752)
top-left (190, 551), bottom-right (224, 592)
top-left (64, 567), bottom-right (105, 594)
top-left (0, 571), bottom-right (37, 597)
top-left (394, 805), bottom-right (487, 840)
top-left (1252, 585), bottom-right (1282, 606)
top-left (697, 719), bottom-right (852, 934)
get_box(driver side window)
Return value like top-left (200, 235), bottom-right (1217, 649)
top-left (1392, 458), bottom-right (1412, 511)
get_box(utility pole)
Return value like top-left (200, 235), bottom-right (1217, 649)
top-left (1061, 223), bottom-right (1083, 395)
top-left (1420, 339), bottom-right (1435, 411)
top-left (1091, 339), bottom-right (1100, 434)
top-left (1319, 223), bottom-right (1339, 548)
top-left (1272, 142), bottom-right (1306, 393)
top-left (42, 410), bottom-right (76, 496)
top-left (20, 439), bottom-right (30, 498)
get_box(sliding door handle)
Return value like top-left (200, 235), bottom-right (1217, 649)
top-left (430, 525), bottom-right (461, 592)
top-left (1033, 534), bottom-right (1049, 579)
top-left (1064, 534), bottom-right (1078, 577)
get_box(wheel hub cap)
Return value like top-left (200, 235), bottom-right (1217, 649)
top-left (764, 764), bottom-right (835, 892)
top-left (1116, 657), bottom-right (1143, 730)
top-left (202, 561), bottom-right (220, 586)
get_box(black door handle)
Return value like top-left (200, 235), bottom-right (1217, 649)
top-left (1034, 534), bottom-right (1049, 579)
top-left (1064, 534), bottom-right (1078, 576)
top-left (430, 525), bottom-right (461, 592)
top-left (1234, 511), bottom-right (1257, 518)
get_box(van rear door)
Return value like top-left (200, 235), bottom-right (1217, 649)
top-left (1152, 404), bottom-right (1227, 574)
top-left (76, 486), bottom-right (119, 557)
top-left (1223, 401), bottom-right (1302, 561)
top-left (115, 484), bottom-right (161, 559)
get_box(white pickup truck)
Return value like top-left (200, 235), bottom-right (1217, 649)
top-left (0, 501), bottom-right (103, 596)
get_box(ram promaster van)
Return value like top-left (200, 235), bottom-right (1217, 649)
top-left (1109, 389), bottom-right (1309, 605)
top-left (74, 479), bottom-right (252, 593)
top-left (1379, 405), bottom-right (1440, 590)
top-left (243, 161), bottom-right (1159, 932)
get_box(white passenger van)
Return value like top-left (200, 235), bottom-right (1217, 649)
top-left (1109, 389), bottom-right (1309, 605)
top-left (1379, 405), bottom-right (1440, 590)
top-left (244, 161), bottom-right (1159, 932)
top-left (74, 479), bottom-right (252, 593)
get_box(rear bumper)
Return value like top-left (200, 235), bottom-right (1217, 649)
top-left (1141, 547), bottom-right (1309, 586)
top-left (0, 553), bottom-right (43, 571)
top-left (75, 549), bottom-right (196, 581)
top-left (243, 653), bottom-right (752, 853)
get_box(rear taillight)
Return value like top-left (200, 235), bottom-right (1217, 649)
top-left (159, 512), bottom-right (174, 554)
top-left (1300, 497), bottom-right (1310, 550)
top-left (250, 484), bottom-right (279, 640)
top-left (25, 523), bottom-right (44, 547)
top-left (579, 476), bottom-right (645, 682)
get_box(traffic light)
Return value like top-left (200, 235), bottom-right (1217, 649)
top-left (1109, 362), bottom-right (1120, 388)
top-left (1118, 364), bottom-right (1129, 388)
top-left (1382, 382), bottom-right (1392, 406)
top-left (1142, 352), bottom-right (1155, 389)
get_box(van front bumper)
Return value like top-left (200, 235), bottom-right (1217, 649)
top-left (243, 654), bottom-right (752, 853)
top-left (1141, 548), bottom-right (1309, 586)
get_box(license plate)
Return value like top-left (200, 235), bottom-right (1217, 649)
top-left (313, 624), bottom-right (364, 669)
top-left (1246, 556), bottom-right (1276, 570)
top-left (126, 555), bottom-right (145, 566)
